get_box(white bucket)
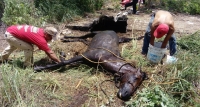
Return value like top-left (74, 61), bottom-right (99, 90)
top-left (147, 44), bottom-right (167, 63)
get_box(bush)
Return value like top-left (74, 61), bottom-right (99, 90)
top-left (2, 0), bottom-right (47, 26)
top-left (34, 0), bottom-right (104, 22)
top-left (0, 0), bottom-right (4, 19)
top-left (162, 0), bottom-right (200, 15)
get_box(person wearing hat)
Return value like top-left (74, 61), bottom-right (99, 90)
top-left (0, 25), bottom-right (61, 67)
top-left (142, 10), bottom-right (176, 56)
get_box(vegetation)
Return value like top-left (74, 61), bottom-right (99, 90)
top-left (177, 31), bottom-right (200, 54)
top-left (162, 0), bottom-right (200, 15)
top-left (2, 0), bottom-right (46, 26)
top-left (2, 0), bottom-right (200, 26)
top-left (0, 31), bottom-right (199, 106)
top-left (124, 31), bottom-right (200, 107)
top-left (0, 0), bottom-right (200, 106)
top-left (0, 0), bottom-right (4, 19)
top-left (1, 0), bottom-right (104, 26)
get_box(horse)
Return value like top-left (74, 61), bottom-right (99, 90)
top-left (34, 30), bottom-right (147, 101)
top-left (66, 14), bottom-right (128, 33)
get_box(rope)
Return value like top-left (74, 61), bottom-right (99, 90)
top-left (80, 54), bottom-right (126, 64)
top-left (96, 47), bottom-right (125, 60)
top-left (79, 47), bottom-right (128, 64)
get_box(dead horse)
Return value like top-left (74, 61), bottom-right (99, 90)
top-left (34, 30), bottom-right (146, 101)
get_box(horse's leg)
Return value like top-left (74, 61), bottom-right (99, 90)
top-left (64, 32), bottom-right (96, 39)
top-left (61, 38), bottom-right (90, 45)
top-left (62, 32), bottom-right (100, 45)
top-left (119, 37), bottom-right (133, 43)
top-left (34, 55), bottom-right (84, 71)
top-left (66, 25), bottom-right (91, 31)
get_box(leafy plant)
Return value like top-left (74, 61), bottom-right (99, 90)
top-left (34, 0), bottom-right (104, 22)
top-left (127, 86), bottom-right (178, 107)
top-left (0, 0), bottom-right (4, 19)
top-left (162, 0), bottom-right (200, 15)
top-left (2, 0), bottom-right (47, 26)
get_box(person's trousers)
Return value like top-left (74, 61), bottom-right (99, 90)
top-left (125, 0), bottom-right (138, 14)
top-left (142, 13), bottom-right (177, 56)
top-left (1, 32), bottom-right (33, 66)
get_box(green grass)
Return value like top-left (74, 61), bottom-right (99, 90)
top-left (124, 32), bottom-right (200, 107)
top-left (1, 30), bottom-right (200, 107)
top-left (1, 32), bottom-right (200, 106)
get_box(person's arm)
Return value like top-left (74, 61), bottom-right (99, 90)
top-left (161, 25), bottom-right (174, 48)
top-left (45, 50), bottom-right (61, 63)
top-left (150, 24), bottom-right (157, 46)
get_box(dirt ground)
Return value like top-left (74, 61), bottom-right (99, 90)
top-left (0, 5), bottom-right (200, 107)
top-left (1, 7), bottom-right (200, 51)
top-left (43, 7), bottom-right (200, 62)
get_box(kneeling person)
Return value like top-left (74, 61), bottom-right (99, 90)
top-left (1, 25), bottom-right (61, 67)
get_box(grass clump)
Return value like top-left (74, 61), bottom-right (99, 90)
top-left (177, 31), bottom-right (200, 54)
top-left (0, 64), bottom-right (37, 107)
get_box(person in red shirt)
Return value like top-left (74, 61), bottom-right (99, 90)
top-left (1, 25), bottom-right (61, 67)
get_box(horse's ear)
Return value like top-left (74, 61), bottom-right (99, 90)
top-left (137, 66), bottom-right (142, 75)
top-left (136, 67), bottom-right (141, 77)
top-left (137, 67), bottom-right (142, 73)
top-left (137, 67), bottom-right (148, 80)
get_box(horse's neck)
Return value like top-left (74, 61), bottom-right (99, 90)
top-left (101, 61), bottom-right (135, 74)
top-left (118, 63), bottom-right (136, 74)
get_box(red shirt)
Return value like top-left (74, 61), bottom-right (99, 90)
top-left (6, 25), bottom-right (51, 52)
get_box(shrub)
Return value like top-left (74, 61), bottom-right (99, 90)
top-left (0, 0), bottom-right (4, 19)
top-left (2, 0), bottom-right (47, 26)
top-left (162, 0), bottom-right (200, 15)
top-left (127, 86), bottom-right (179, 107)
top-left (34, 0), bottom-right (104, 22)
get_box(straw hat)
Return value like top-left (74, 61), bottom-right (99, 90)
top-left (44, 27), bottom-right (58, 41)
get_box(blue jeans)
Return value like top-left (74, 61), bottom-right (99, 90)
top-left (142, 13), bottom-right (177, 56)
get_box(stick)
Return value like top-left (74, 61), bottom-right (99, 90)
top-left (75, 78), bottom-right (83, 89)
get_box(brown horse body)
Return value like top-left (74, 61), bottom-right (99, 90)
top-left (34, 30), bottom-right (146, 101)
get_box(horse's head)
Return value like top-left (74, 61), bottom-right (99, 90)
top-left (116, 68), bottom-right (146, 101)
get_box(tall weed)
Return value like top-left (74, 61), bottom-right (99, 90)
top-left (2, 0), bottom-right (47, 26)
top-left (162, 0), bottom-right (200, 14)
top-left (0, 64), bottom-right (30, 106)
top-left (34, 0), bottom-right (104, 22)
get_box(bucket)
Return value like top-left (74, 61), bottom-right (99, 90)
top-left (147, 44), bottom-right (167, 63)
